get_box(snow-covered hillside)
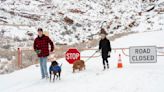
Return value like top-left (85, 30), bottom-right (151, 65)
top-left (0, 31), bottom-right (164, 92)
top-left (0, 0), bottom-right (164, 45)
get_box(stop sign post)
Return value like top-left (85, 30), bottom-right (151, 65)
top-left (65, 48), bottom-right (80, 64)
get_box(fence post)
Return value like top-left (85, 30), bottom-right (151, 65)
top-left (17, 48), bottom-right (22, 68)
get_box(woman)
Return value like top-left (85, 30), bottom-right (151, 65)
top-left (98, 28), bottom-right (112, 70)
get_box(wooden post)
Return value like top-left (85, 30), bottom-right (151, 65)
top-left (17, 48), bottom-right (22, 68)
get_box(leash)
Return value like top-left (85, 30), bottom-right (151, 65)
top-left (85, 51), bottom-right (99, 62)
top-left (60, 63), bottom-right (63, 67)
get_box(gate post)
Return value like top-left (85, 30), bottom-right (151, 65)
top-left (17, 48), bottom-right (22, 68)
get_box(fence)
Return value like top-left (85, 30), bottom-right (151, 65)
top-left (17, 46), bottom-right (164, 68)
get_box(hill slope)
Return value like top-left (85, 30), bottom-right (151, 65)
top-left (0, 0), bottom-right (164, 45)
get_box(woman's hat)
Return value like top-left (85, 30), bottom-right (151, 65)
top-left (100, 28), bottom-right (108, 35)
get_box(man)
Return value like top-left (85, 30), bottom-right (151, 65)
top-left (98, 28), bottom-right (111, 70)
top-left (34, 28), bottom-right (54, 79)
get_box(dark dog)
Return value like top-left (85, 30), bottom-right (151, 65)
top-left (49, 61), bottom-right (62, 82)
top-left (73, 60), bottom-right (85, 73)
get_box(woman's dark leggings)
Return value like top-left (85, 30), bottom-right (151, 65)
top-left (103, 58), bottom-right (108, 66)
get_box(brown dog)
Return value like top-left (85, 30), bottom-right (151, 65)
top-left (73, 60), bottom-right (85, 73)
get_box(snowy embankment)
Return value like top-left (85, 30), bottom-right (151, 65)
top-left (0, 0), bottom-right (164, 45)
top-left (0, 31), bottom-right (164, 92)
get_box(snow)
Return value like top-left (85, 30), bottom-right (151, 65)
top-left (0, 31), bottom-right (164, 92)
top-left (0, 0), bottom-right (164, 45)
top-left (112, 31), bottom-right (164, 48)
top-left (0, 58), bottom-right (8, 63)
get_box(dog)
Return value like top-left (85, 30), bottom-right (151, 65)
top-left (72, 60), bottom-right (86, 73)
top-left (49, 61), bottom-right (62, 82)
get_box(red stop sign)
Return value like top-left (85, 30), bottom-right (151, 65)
top-left (65, 48), bottom-right (80, 64)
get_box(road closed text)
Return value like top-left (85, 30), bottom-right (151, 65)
top-left (130, 46), bottom-right (157, 63)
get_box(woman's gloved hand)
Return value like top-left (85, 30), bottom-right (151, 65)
top-left (108, 51), bottom-right (111, 57)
